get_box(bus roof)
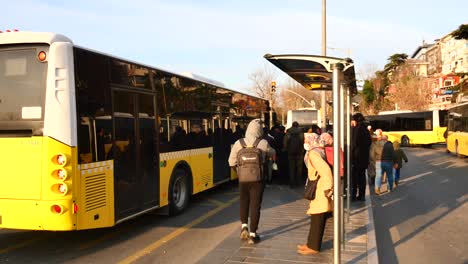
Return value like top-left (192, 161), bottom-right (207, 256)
top-left (0, 31), bottom-right (72, 45)
top-left (0, 31), bottom-right (263, 101)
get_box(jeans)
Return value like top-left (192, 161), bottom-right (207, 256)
top-left (393, 168), bottom-right (401, 183)
top-left (378, 161), bottom-right (394, 191)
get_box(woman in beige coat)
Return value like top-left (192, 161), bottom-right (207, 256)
top-left (297, 133), bottom-right (333, 255)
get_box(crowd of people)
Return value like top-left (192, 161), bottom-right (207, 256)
top-left (228, 114), bottom-right (409, 255)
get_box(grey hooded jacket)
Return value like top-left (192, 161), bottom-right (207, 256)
top-left (228, 119), bottom-right (276, 167)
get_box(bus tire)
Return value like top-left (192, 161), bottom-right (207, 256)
top-left (401, 136), bottom-right (410, 147)
top-left (169, 168), bottom-right (190, 215)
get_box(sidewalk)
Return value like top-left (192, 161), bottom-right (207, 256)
top-left (198, 182), bottom-right (378, 264)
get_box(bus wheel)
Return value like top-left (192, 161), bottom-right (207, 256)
top-left (401, 136), bottom-right (410, 147)
top-left (169, 168), bottom-right (190, 215)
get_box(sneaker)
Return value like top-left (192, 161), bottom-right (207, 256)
top-left (247, 234), bottom-right (261, 244)
top-left (240, 227), bottom-right (249, 240)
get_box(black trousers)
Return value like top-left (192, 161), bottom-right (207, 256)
top-left (307, 213), bottom-right (327, 251)
top-left (239, 181), bottom-right (265, 233)
top-left (288, 155), bottom-right (304, 187)
top-left (352, 166), bottom-right (366, 199)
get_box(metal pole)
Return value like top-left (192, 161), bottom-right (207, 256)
top-left (321, 0), bottom-right (327, 129)
top-left (339, 82), bottom-right (345, 248)
top-left (332, 63), bottom-right (343, 264)
top-left (346, 84), bottom-right (351, 224)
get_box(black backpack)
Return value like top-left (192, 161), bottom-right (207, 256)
top-left (287, 133), bottom-right (302, 155)
top-left (236, 138), bottom-right (263, 182)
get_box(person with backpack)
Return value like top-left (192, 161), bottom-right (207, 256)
top-left (283, 121), bottom-right (305, 188)
top-left (228, 119), bottom-right (276, 244)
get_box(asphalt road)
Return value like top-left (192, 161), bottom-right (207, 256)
top-left (0, 182), bottom-right (245, 264)
top-left (371, 146), bottom-right (468, 264)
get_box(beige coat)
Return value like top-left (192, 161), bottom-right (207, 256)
top-left (306, 150), bottom-right (333, 215)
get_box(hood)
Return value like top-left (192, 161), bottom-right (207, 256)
top-left (287, 126), bottom-right (302, 135)
top-left (245, 119), bottom-right (263, 143)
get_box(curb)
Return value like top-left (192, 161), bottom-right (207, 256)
top-left (366, 176), bottom-right (379, 264)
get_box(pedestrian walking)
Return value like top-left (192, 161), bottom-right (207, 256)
top-left (375, 135), bottom-right (397, 193)
top-left (297, 133), bottom-right (333, 255)
top-left (351, 113), bottom-right (371, 201)
top-left (392, 141), bottom-right (408, 187)
top-left (283, 121), bottom-right (305, 188)
top-left (369, 129), bottom-right (385, 187)
top-left (228, 119), bottom-right (276, 244)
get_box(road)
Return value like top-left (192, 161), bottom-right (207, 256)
top-left (0, 182), bottom-right (245, 264)
top-left (372, 146), bottom-right (468, 264)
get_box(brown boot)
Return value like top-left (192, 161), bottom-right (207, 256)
top-left (375, 188), bottom-right (381, 195)
top-left (297, 246), bottom-right (319, 255)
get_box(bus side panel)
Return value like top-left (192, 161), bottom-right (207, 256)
top-left (76, 161), bottom-right (115, 230)
top-left (190, 147), bottom-right (214, 194)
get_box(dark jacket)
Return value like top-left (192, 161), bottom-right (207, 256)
top-left (351, 123), bottom-right (371, 169)
top-left (282, 126), bottom-right (304, 156)
top-left (381, 141), bottom-right (396, 162)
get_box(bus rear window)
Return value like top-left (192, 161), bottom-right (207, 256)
top-left (0, 46), bottom-right (48, 121)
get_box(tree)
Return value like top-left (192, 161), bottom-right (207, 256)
top-left (388, 64), bottom-right (432, 111)
top-left (248, 62), bottom-right (278, 100)
top-left (362, 80), bottom-right (375, 104)
top-left (452, 24), bottom-right (468, 40)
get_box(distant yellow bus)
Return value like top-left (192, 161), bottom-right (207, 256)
top-left (367, 110), bottom-right (448, 147)
top-left (446, 102), bottom-right (468, 157)
top-left (0, 31), bottom-right (267, 231)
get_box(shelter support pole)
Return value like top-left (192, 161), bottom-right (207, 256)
top-left (346, 85), bottom-right (351, 224)
top-left (332, 63), bottom-right (343, 264)
top-left (339, 83), bottom-right (345, 248)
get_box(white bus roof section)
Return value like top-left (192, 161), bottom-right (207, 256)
top-left (0, 31), bottom-right (72, 45)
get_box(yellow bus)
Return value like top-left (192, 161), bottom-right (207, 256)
top-left (367, 110), bottom-right (448, 147)
top-left (0, 31), bottom-right (267, 231)
top-left (446, 102), bottom-right (468, 157)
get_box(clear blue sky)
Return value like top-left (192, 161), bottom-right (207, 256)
top-left (2, 0), bottom-right (467, 94)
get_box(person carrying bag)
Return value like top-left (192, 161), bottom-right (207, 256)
top-left (297, 133), bottom-right (334, 255)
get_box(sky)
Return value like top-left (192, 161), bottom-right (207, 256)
top-left (2, 0), bottom-right (467, 94)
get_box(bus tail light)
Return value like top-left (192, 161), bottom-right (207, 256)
top-left (51, 183), bottom-right (69, 195)
top-left (53, 153), bottom-right (68, 166)
top-left (55, 168), bottom-right (68, 181)
top-left (58, 183), bottom-right (68, 195)
top-left (51, 204), bottom-right (64, 214)
top-left (73, 203), bottom-right (78, 214)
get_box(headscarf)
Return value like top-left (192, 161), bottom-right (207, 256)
top-left (304, 133), bottom-right (325, 168)
top-left (319, 132), bottom-right (333, 147)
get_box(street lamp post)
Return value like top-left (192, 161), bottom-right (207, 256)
top-left (321, 0), bottom-right (327, 130)
top-left (270, 81), bottom-right (276, 129)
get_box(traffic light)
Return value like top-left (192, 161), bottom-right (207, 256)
top-left (271, 81), bottom-right (276, 93)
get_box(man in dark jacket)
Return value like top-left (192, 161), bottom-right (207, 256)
top-left (351, 113), bottom-right (371, 201)
top-left (228, 119), bottom-right (275, 244)
top-left (283, 121), bottom-right (305, 188)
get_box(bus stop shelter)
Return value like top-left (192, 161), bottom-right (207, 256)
top-left (264, 54), bottom-right (357, 264)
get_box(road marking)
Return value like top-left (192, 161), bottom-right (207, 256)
top-left (205, 198), bottom-right (226, 206)
top-left (0, 237), bottom-right (44, 254)
top-left (118, 196), bottom-right (239, 264)
top-left (400, 171), bottom-right (432, 183)
top-left (79, 226), bottom-right (130, 251)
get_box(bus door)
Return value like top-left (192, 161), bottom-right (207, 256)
top-left (137, 94), bottom-right (159, 209)
top-left (112, 91), bottom-right (159, 220)
top-left (213, 111), bottom-right (231, 183)
top-left (112, 90), bottom-right (138, 219)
